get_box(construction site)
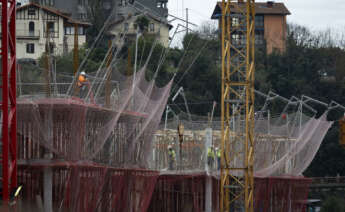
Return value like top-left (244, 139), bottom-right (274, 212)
top-left (0, 0), bottom-right (345, 211)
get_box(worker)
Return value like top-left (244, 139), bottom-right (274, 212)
top-left (216, 147), bottom-right (221, 170)
top-left (167, 145), bottom-right (176, 170)
top-left (77, 71), bottom-right (88, 98)
top-left (207, 146), bottom-right (215, 170)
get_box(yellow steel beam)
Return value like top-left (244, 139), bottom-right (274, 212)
top-left (220, 0), bottom-right (255, 212)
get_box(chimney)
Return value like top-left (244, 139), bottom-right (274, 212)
top-left (267, 1), bottom-right (274, 8)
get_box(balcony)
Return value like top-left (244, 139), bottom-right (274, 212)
top-left (16, 30), bottom-right (40, 39)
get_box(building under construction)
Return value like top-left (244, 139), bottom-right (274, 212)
top-left (0, 0), bottom-right (342, 212)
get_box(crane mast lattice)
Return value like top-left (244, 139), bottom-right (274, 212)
top-left (220, 0), bottom-right (255, 211)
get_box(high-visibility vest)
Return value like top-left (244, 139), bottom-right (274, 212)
top-left (168, 150), bottom-right (176, 161)
top-left (207, 148), bottom-right (215, 158)
top-left (217, 150), bottom-right (221, 158)
top-left (78, 75), bottom-right (87, 87)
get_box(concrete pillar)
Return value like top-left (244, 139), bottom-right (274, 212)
top-left (43, 153), bottom-right (53, 212)
top-left (205, 128), bottom-right (213, 211)
top-left (205, 128), bottom-right (212, 171)
top-left (205, 176), bottom-right (212, 212)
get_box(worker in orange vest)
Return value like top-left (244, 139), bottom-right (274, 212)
top-left (77, 71), bottom-right (88, 98)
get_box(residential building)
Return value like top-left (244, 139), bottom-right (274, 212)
top-left (116, 0), bottom-right (168, 20)
top-left (211, 1), bottom-right (290, 54)
top-left (28, 0), bottom-right (169, 22)
top-left (16, 3), bottom-right (90, 60)
top-left (29, 0), bottom-right (89, 21)
top-left (108, 0), bottom-right (171, 47)
top-left (27, 0), bottom-right (172, 47)
top-left (107, 14), bottom-right (172, 47)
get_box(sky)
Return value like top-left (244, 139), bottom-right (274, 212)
top-left (169, 0), bottom-right (345, 33)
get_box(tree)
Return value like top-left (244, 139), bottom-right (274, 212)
top-left (320, 196), bottom-right (345, 212)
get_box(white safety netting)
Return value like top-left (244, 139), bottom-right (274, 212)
top-left (155, 101), bottom-right (333, 177)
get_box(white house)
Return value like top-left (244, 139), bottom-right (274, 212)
top-left (15, 3), bottom-right (91, 60)
top-left (107, 14), bottom-right (172, 48)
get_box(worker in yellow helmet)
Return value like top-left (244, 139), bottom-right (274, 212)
top-left (167, 145), bottom-right (176, 170)
top-left (207, 146), bottom-right (215, 170)
top-left (77, 71), bottom-right (88, 98)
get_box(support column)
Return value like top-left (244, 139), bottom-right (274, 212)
top-left (205, 176), bottom-right (213, 212)
top-left (205, 128), bottom-right (212, 171)
top-left (43, 153), bottom-right (53, 212)
top-left (205, 128), bottom-right (213, 211)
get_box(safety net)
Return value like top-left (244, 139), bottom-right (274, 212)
top-left (13, 5), bottom-right (329, 211)
top-left (16, 36), bottom-right (173, 211)
top-left (155, 102), bottom-right (333, 177)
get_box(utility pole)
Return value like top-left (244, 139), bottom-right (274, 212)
top-left (186, 8), bottom-right (189, 35)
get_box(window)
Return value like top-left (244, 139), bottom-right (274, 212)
top-left (28, 8), bottom-right (36, 16)
top-left (149, 23), bottom-right (154, 32)
top-left (119, 0), bottom-right (127, 6)
top-left (232, 17), bottom-right (239, 27)
top-left (65, 26), bottom-right (72, 35)
top-left (124, 23), bottom-right (129, 31)
top-left (47, 21), bottom-right (54, 33)
top-left (79, 13), bottom-right (87, 20)
top-left (41, 0), bottom-right (54, 6)
top-left (231, 34), bottom-right (240, 45)
top-left (29, 22), bottom-right (35, 32)
top-left (255, 15), bottom-right (264, 28)
top-left (240, 34), bottom-right (246, 45)
top-left (64, 26), bottom-right (84, 35)
top-left (78, 27), bottom-right (85, 35)
top-left (26, 43), bottom-right (35, 54)
top-left (29, 22), bottom-right (35, 36)
top-left (78, 0), bottom-right (86, 6)
top-left (255, 32), bottom-right (264, 45)
top-left (157, 2), bottom-right (167, 8)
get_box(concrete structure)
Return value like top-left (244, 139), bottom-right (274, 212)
top-left (211, 1), bottom-right (290, 54)
top-left (107, 14), bottom-right (172, 47)
top-left (15, 3), bottom-right (90, 60)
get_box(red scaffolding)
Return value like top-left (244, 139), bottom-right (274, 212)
top-left (1, 0), bottom-right (17, 203)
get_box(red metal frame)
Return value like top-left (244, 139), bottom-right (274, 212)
top-left (1, 0), bottom-right (17, 203)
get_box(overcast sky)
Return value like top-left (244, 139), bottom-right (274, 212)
top-left (169, 0), bottom-right (345, 33)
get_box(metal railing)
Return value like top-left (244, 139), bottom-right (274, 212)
top-left (311, 176), bottom-right (345, 185)
top-left (16, 30), bottom-right (40, 39)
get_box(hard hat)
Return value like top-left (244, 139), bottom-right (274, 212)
top-left (168, 145), bottom-right (172, 149)
top-left (80, 71), bottom-right (86, 76)
top-left (282, 113), bottom-right (287, 119)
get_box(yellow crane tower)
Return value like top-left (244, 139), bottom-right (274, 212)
top-left (220, 0), bottom-right (255, 211)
